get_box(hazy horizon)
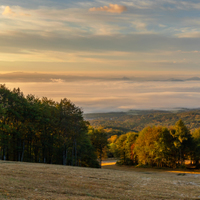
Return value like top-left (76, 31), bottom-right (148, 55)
top-left (3, 74), bottom-right (200, 113)
top-left (1, 0), bottom-right (200, 113)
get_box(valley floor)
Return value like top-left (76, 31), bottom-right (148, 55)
top-left (0, 160), bottom-right (200, 199)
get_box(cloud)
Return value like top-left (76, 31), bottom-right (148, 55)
top-left (4, 79), bottom-right (200, 113)
top-left (1, 3), bottom-right (200, 72)
top-left (121, 0), bottom-right (200, 11)
top-left (2, 6), bottom-right (30, 17)
top-left (176, 32), bottom-right (200, 38)
top-left (132, 21), bottom-right (147, 30)
top-left (0, 72), bottom-right (109, 83)
top-left (1, 31), bottom-right (200, 54)
top-left (121, 1), bottom-right (154, 9)
top-left (1, 30), bottom-right (200, 70)
top-left (50, 78), bottom-right (65, 83)
top-left (2, 6), bottom-right (15, 16)
top-left (2, 72), bottom-right (200, 83)
top-left (0, 5), bottom-right (128, 37)
top-left (89, 4), bottom-right (127, 14)
top-left (159, 24), bottom-right (167, 28)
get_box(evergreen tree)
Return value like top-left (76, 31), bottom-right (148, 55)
top-left (0, 85), bottom-right (99, 168)
top-left (89, 128), bottom-right (108, 167)
top-left (172, 119), bottom-right (193, 165)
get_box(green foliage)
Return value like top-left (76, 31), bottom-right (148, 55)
top-left (107, 135), bottom-right (119, 157)
top-left (89, 127), bottom-right (108, 167)
top-left (171, 119), bottom-right (193, 166)
top-left (108, 131), bottom-right (138, 165)
top-left (134, 126), bottom-right (162, 166)
top-left (192, 128), bottom-right (200, 166)
top-left (0, 84), bottom-right (99, 168)
top-left (108, 120), bottom-right (197, 168)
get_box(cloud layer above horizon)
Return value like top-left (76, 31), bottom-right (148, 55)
top-left (1, 0), bottom-right (200, 72)
top-left (1, 0), bottom-right (200, 112)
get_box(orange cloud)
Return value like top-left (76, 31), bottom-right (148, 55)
top-left (89, 4), bottom-right (127, 14)
top-left (2, 6), bottom-right (15, 16)
top-left (2, 6), bottom-right (30, 17)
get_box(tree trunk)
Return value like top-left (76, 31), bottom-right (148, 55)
top-left (6, 146), bottom-right (9, 160)
top-left (65, 148), bottom-right (67, 165)
top-left (63, 150), bottom-right (66, 165)
top-left (21, 141), bottom-right (25, 162)
top-left (75, 140), bottom-right (77, 166)
top-left (99, 152), bottom-right (102, 168)
top-left (30, 141), bottom-right (32, 162)
top-left (42, 145), bottom-right (45, 163)
top-left (3, 146), bottom-right (6, 160)
top-left (71, 142), bottom-right (74, 166)
top-left (79, 155), bottom-right (81, 167)
top-left (18, 139), bottom-right (21, 161)
top-left (180, 149), bottom-right (183, 165)
top-left (18, 152), bottom-right (21, 162)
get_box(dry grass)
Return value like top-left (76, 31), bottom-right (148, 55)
top-left (0, 161), bottom-right (200, 200)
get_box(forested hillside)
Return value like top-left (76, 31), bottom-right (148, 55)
top-left (85, 109), bottom-right (200, 133)
top-left (0, 85), bottom-right (99, 167)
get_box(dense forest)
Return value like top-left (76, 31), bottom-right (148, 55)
top-left (0, 85), bottom-right (99, 168)
top-left (107, 120), bottom-right (200, 168)
top-left (1, 84), bottom-right (200, 169)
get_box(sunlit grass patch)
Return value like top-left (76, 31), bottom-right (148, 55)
top-left (101, 162), bottom-right (116, 166)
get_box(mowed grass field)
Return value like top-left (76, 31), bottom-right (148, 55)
top-left (1, 161), bottom-right (200, 199)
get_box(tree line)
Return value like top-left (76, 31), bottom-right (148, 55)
top-left (0, 85), bottom-right (99, 168)
top-left (107, 119), bottom-right (200, 168)
top-left (2, 84), bottom-right (200, 169)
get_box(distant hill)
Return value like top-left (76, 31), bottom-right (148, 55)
top-left (166, 78), bottom-right (184, 81)
top-left (84, 108), bottom-right (200, 133)
top-left (186, 77), bottom-right (200, 81)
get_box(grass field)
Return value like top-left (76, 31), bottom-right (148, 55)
top-left (1, 161), bottom-right (200, 199)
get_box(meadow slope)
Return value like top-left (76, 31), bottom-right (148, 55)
top-left (0, 161), bottom-right (200, 199)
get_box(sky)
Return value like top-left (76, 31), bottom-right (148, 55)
top-left (1, 0), bottom-right (200, 113)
